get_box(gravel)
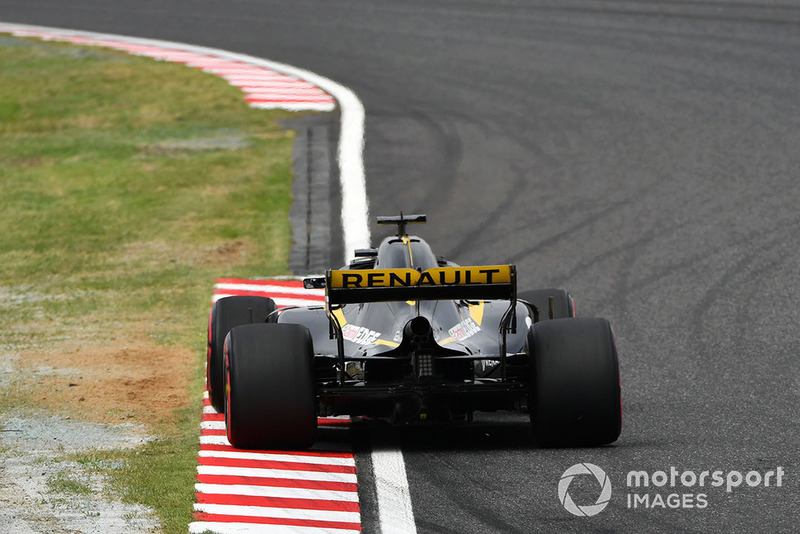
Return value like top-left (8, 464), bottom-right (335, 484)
top-left (0, 411), bottom-right (160, 534)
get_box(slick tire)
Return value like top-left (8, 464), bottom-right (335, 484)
top-left (207, 296), bottom-right (276, 413)
top-left (518, 289), bottom-right (575, 321)
top-left (225, 323), bottom-right (317, 450)
top-left (528, 317), bottom-right (621, 447)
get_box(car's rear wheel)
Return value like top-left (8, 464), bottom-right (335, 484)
top-left (527, 317), bottom-right (621, 447)
top-left (225, 323), bottom-right (317, 450)
top-left (518, 289), bottom-right (574, 321)
top-left (207, 296), bottom-right (276, 413)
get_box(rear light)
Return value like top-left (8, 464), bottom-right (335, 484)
top-left (416, 353), bottom-right (434, 377)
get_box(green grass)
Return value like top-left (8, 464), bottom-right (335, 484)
top-left (0, 35), bottom-right (299, 532)
top-left (0, 36), bottom-right (298, 344)
top-left (47, 471), bottom-right (94, 496)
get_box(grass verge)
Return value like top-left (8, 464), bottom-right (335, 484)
top-left (0, 34), bottom-right (298, 532)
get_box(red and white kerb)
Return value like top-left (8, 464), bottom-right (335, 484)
top-left (0, 25), bottom-right (336, 112)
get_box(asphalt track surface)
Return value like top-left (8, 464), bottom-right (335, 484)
top-left (4, 1), bottom-right (800, 532)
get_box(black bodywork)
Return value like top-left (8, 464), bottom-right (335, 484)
top-left (274, 214), bottom-right (539, 424)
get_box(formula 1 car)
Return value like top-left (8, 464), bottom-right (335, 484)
top-left (207, 214), bottom-right (621, 449)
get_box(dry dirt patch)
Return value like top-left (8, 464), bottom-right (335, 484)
top-left (11, 336), bottom-right (194, 428)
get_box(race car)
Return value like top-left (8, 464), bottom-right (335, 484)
top-left (207, 214), bottom-right (622, 449)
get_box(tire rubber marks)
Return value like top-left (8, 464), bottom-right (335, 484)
top-left (0, 24), bottom-right (335, 112)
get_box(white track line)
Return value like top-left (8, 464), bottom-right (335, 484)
top-left (372, 448), bottom-right (418, 533)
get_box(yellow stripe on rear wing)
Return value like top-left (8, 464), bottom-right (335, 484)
top-left (326, 265), bottom-right (516, 304)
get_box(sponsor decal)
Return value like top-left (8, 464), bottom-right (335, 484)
top-left (448, 317), bottom-right (480, 341)
top-left (341, 324), bottom-right (382, 345)
top-left (329, 265), bottom-right (512, 289)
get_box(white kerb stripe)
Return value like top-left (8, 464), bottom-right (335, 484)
top-left (250, 102), bottom-right (335, 111)
top-left (372, 448), bottom-right (417, 534)
top-left (189, 522), bottom-right (362, 534)
top-left (193, 503), bottom-right (360, 523)
top-left (199, 435), bottom-right (352, 452)
top-left (197, 465), bottom-right (357, 483)
top-left (202, 420), bottom-right (225, 430)
top-left (237, 81), bottom-right (324, 88)
top-left (195, 483), bottom-right (358, 502)
top-left (243, 90), bottom-right (330, 97)
top-left (198, 449), bottom-right (356, 467)
top-left (200, 434), bottom-right (232, 446)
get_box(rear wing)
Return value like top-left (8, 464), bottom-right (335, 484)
top-left (326, 265), bottom-right (516, 305)
top-left (307, 264), bottom-right (519, 385)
